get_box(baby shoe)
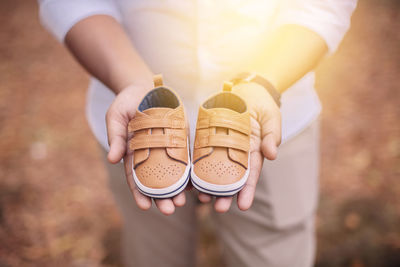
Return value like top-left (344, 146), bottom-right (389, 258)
top-left (191, 82), bottom-right (251, 196)
top-left (128, 75), bottom-right (190, 198)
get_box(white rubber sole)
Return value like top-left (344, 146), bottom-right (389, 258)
top-left (131, 145), bottom-right (191, 199)
top-left (190, 163), bottom-right (250, 196)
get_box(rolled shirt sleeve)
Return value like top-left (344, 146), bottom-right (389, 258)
top-left (38, 0), bottom-right (122, 42)
top-left (275, 0), bottom-right (358, 53)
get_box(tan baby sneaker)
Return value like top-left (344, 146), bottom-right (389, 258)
top-left (191, 82), bottom-right (251, 196)
top-left (128, 75), bottom-right (190, 198)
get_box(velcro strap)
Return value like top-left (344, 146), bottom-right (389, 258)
top-left (194, 134), bottom-right (250, 152)
top-left (128, 118), bottom-right (185, 132)
top-left (197, 114), bottom-right (250, 135)
top-left (130, 134), bottom-right (186, 150)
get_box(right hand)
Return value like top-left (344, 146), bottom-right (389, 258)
top-left (105, 84), bottom-right (187, 215)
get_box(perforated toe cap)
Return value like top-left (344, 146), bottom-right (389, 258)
top-left (193, 150), bottom-right (246, 185)
top-left (135, 161), bottom-right (186, 189)
top-left (134, 148), bottom-right (187, 189)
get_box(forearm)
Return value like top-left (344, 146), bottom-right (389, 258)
top-left (255, 24), bottom-right (328, 93)
top-left (65, 15), bottom-right (153, 93)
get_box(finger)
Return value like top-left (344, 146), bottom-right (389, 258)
top-left (106, 109), bottom-right (128, 163)
top-left (261, 134), bottom-right (278, 160)
top-left (214, 197), bottom-right (233, 213)
top-left (132, 187), bottom-right (153, 210)
top-left (260, 113), bottom-right (281, 160)
top-left (237, 151), bottom-right (263, 211)
top-left (198, 192), bottom-right (212, 203)
top-left (126, 169), bottom-right (152, 210)
top-left (124, 154), bottom-right (152, 210)
top-left (172, 191), bottom-right (186, 207)
top-left (185, 181), bottom-right (193, 191)
top-left (155, 199), bottom-right (176, 215)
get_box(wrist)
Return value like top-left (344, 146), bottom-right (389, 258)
top-left (231, 72), bottom-right (281, 107)
top-left (107, 59), bottom-right (153, 94)
top-left (111, 73), bottom-right (153, 94)
top-left (120, 83), bottom-right (153, 100)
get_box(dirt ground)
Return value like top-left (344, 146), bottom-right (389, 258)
top-left (0, 0), bottom-right (399, 266)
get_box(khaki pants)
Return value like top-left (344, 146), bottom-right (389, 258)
top-left (103, 121), bottom-right (319, 267)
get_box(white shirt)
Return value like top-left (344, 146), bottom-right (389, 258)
top-left (38, 0), bottom-right (357, 150)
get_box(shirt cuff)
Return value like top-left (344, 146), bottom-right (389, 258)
top-left (38, 0), bottom-right (122, 42)
top-left (275, 0), bottom-right (357, 53)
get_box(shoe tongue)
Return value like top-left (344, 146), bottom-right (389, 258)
top-left (143, 107), bottom-right (173, 117)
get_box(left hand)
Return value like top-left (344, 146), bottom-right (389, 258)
top-left (197, 82), bottom-right (282, 212)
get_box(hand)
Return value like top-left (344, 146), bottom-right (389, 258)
top-left (106, 84), bottom-right (187, 215)
top-left (198, 82), bottom-right (282, 212)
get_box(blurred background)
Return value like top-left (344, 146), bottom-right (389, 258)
top-left (0, 0), bottom-right (399, 266)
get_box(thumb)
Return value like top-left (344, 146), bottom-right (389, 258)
top-left (260, 115), bottom-right (281, 161)
top-left (106, 107), bottom-right (129, 164)
top-left (261, 134), bottom-right (278, 160)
